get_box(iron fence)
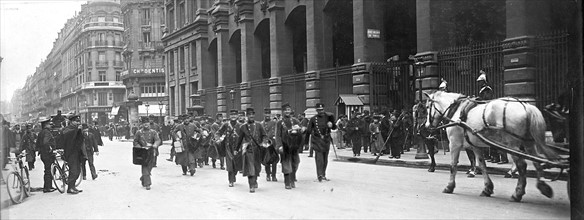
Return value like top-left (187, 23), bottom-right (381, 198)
top-left (533, 30), bottom-right (570, 108)
top-left (437, 40), bottom-right (505, 99)
top-left (320, 65), bottom-right (354, 114)
top-left (370, 61), bottom-right (415, 113)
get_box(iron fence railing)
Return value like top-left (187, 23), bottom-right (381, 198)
top-left (533, 30), bottom-right (569, 109)
top-left (370, 61), bottom-right (415, 113)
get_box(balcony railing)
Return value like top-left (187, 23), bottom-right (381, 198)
top-left (77, 81), bottom-right (125, 90)
top-left (96, 61), bottom-right (108, 67)
top-left (113, 61), bottom-right (125, 67)
top-left (139, 41), bottom-right (164, 51)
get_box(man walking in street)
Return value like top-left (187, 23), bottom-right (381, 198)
top-left (261, 108), bottom-right (278, 182)
top-left (62, 114), bottom-right (86, 194)
top-left (37, 117), bottom-right (57, 193)
top-left (305, 103), bottom-right (336, 182)
top-left (134, 121), bottom-right (161, 190)
top-left (346, 112), bottom-right (363, 157)
top-left (215, 110), bottom-right (243, 187)
top-left (211, 113), bottom-right (225, 169)
top-left (275, 103), bottom-right (303, 189)
top-left (235, 108), bottom-right (268, 193)
top-left (81, 124), bottom-right (99, 180)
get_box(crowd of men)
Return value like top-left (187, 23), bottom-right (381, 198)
top-left (133, 102), bottom-right (336, 193)
top-left (1, 110), bottom-right (102, 194)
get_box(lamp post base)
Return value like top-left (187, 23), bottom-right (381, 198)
top-left (414, 142), bottom-right (429, 159)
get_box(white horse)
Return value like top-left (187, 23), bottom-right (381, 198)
top-left (424, 91), bottom-right (560, 202)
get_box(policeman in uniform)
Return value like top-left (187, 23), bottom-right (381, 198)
top-left (261, 108), bottom-right (278, 182)
top-left (477, 70), bottom-right (493, 101)
top-left (305, 103), bottom-right (336, 182)
top-left (37, 117), bottom-right (57, 193)
top-left (439, 79), bottom-right (447, 91)
top-left (211, 113), bottom-right (226, 169)
top-left (134, 120), bottom-right (161, 190)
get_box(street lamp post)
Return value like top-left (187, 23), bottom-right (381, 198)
top-left (414, 62), bottom-right (429, 159)
top-left (229, 89), bottom-right (236, 110)
top-left (158, 100), bottom-right (163, 125)
top-left (145, 102), bottom-right (150, 122)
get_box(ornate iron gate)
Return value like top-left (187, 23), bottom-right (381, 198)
top-left (369, 61), bottom-right (415, 113)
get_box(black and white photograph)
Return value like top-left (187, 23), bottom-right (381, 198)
top-left (0, 0), bottom-right (582, 219)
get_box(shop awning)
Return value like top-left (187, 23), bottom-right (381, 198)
top-left (138, 104), bottom-right (167, 117)
top-left (335, 94), bottom-right (363, 106)
top-left (110, 106), bottom-right (120, 116)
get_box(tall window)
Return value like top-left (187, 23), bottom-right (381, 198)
top-left (168, 8), bottom-right (174, 31)
top-left (179, 2), bottom-right (185, 27)
top-left (113, 16), bottom-right (119, 23)
top-left (179, 46), bottom-right (185, 71)
top-left (98, 33), bottom-right (105, 44)
top-left (190, 42), bottom-right (197, 68)
top-left (87, 72), bottom-right (92, 81)
top-left (99, 71), bottom-right (106, 81)
top-left (116, 71), bottom-right (121, 81)
top-left (98, 92), bottom-right (107, 106)
top-left (140, 83), bottom-right (166, 97)
top-left (143, 32), bottom-right (151, 43)
top-left (142, 8), bottom-right (151, 25)
top-left (169, 50), bottom-right (175, 73)
top-left (114, 33), bottom-right (121, 45)
top-left (98, 16), bottom-right (105, 22)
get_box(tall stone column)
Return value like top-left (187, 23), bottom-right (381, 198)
top-left (305, 0), bottom-right (332, 111)
top-left (211, 1), bottom-right (233, 114)
top-left (502, 0), bottom-right (550, 102)
top-left (413, 0), bottom-right (454, 159)
top-left (268, 0), bottom-right (293, 113)
top-left (172, 49), bottom-right (181, 115)
top-left (353, 0), bottom-right (385, 63)
top-left (352, 63), bottom-right (371, 111)
top-left (236, 0), bottom-right (260, 111)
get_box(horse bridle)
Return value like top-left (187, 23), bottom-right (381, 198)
top-left (426, 98), bottom-right (454, 129)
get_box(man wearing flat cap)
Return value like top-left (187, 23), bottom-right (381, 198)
top-left (235, 107), bottom-right (268, 193)
top-left (37, 117), bottom-right (57, 193)
top-left (134, 120), bottom-right (161, 190)
top-left (261, 108), bottom-right (278, 182)
top-left (275, 103), bottom-right (303, 189)
top-left (215, 109), bottom-right (243, 187)
top-left (62, 114), bottom-right (86, 194)
top-left (305, 103), bottom-right (336, 182)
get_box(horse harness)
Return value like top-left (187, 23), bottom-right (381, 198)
top-left (429, 96), bottom-right (532, 148)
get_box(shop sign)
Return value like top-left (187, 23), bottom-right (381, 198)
top-left (132, 68), bottom-right (165, 74)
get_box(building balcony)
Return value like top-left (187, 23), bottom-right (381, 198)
top-left (77, 81), bottom-right (126, 91)
top-left (83, 21), bottom-right (124, 32)
top-left (113, 61), bottom-right (125, 67)
top-left (139, 41), bottom-right (164, 52)
top-left (96, 61), bottom-right (108, 67)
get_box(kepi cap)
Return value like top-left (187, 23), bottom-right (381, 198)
top-left (315, 103), bottom-right (324, 110)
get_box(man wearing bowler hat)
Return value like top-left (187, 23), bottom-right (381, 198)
top-left (305, 103), bottom-right (336, 182)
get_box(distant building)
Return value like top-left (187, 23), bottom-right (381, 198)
top-left (120, 0), bottom-right (167, 125)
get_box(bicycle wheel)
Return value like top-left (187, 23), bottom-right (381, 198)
top-left (6, 172), bottom-right (24, 204)
top-left (22, 167), bottom-right (31, 197)
top-left (51, 165), bottom-right (65, 193)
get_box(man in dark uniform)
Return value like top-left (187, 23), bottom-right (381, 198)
top-left (62, 115), bottom-right (86, 194)
top-left (275, 103), bottom-right (303, 189)
top-left (361, 110), bottom-right (372, 153)
top-left (52, 110), bottom-right (66, 128)
top-left (211, 113), bottom-right (225, 169)
top-left (346, 112), bottom-right (363, 157)
top-left (305, 103), bottom-right (336, 182)
top-left (389, 109), bottom-right (404, 159)
top-left (37, 117), bottom-right (57, 193)
top-left (235, 108), bottom-right (268, 193)
top-left (261, 108), bottom-right (278, 182)
top-left (134, 121), bottom-right (161, 190)
top-left (90, 121), bottom-right (103, 147)
top-left (379, 110), bottom-right (392, 155)
top-left (215, 110), bottom-right (242, 187)
top-left (297, 113), bottom-right (308, 153)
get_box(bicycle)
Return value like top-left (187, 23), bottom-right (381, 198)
top-left (50, 149), bottom-right (83, 193)
top-left (5, 151), bottom-right (31, 204)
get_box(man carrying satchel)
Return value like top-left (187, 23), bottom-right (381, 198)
top-left (134, 122), bottom-right (161, 190)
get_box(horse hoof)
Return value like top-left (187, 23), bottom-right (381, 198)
top-left (480, 190), bottom-right (492, 197)
top-left (537, 182), bottom-right (554, 198)
top-left (428, 167), bottom-right (435, 172)
top-left (510, 194), bottom-right (523, 202)
top-left (442, 188), bottom-right (454, 194)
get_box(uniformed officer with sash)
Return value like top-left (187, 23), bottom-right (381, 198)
top-left (215, 109), bottom-right (242, 187)
top-left (235, 108), bottom-right (268, 193)
top-left (305, 103), bottom-right (336, 182)
top-left (275, 103), bottom-right (303, 189)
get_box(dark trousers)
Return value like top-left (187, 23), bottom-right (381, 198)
top-left (66, 155), bottom-right (81, 189)
top-left (351, 136), bottom-right (362, 155)
top-left (169, 146), bottom-right (176, 160)
top-left (82, 152), bottom-right (97, 178)
top-left (28, 162), bottom-right (35, 169)
top-left (314, 150), bottom-right (329, 178)
top-left (41, 155), bottom-right (54, 190)
top-left (390, 137), bottom-right (403, 158)
top-left (264, 163), bottom-right (277, 177)
top-left (181, 165), bottom-right (188, 174)
top-left (228, 171), bottom-right (236, 183)
top-left (362, 134), bottom-right (370, 152)
top-left (247, 176), bottom-right (258, 188)
top-left (140, 149), bottom-right (155, 187)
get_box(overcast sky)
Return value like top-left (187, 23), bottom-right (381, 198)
top-left (1, 0), bottom-right (85, 102)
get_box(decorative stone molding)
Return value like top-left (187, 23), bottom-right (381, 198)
top-left (269, 77), bottom-right (281, 86)
top-left (502, 36), bottom-right (535, 51)
top-left (414, 51), bottom-right (438, 65)
top-left (259, 0), bottom-right (268, 14)
top-left (304, 71), bottom-right (320, 81)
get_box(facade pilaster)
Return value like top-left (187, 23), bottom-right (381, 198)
top-left (353, 0), bottom-right (385, 63)
top-left (351, 63), bottom-right (371, 111)
top-left (305, 71), bottom-right (321, 110)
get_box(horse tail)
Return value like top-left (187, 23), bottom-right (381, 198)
top-left (526, 104), bottom-right (560, 160)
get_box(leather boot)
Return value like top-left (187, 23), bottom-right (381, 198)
top-left (284, 174), bottom-right (291, 189)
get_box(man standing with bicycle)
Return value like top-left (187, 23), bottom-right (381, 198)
top-left (37, 117), bottom-right (57, 193)
top-left (62, 115), bottom-right (86, 194)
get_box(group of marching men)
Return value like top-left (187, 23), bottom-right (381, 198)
top-left (133, 102), bottom-right (336, 193)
